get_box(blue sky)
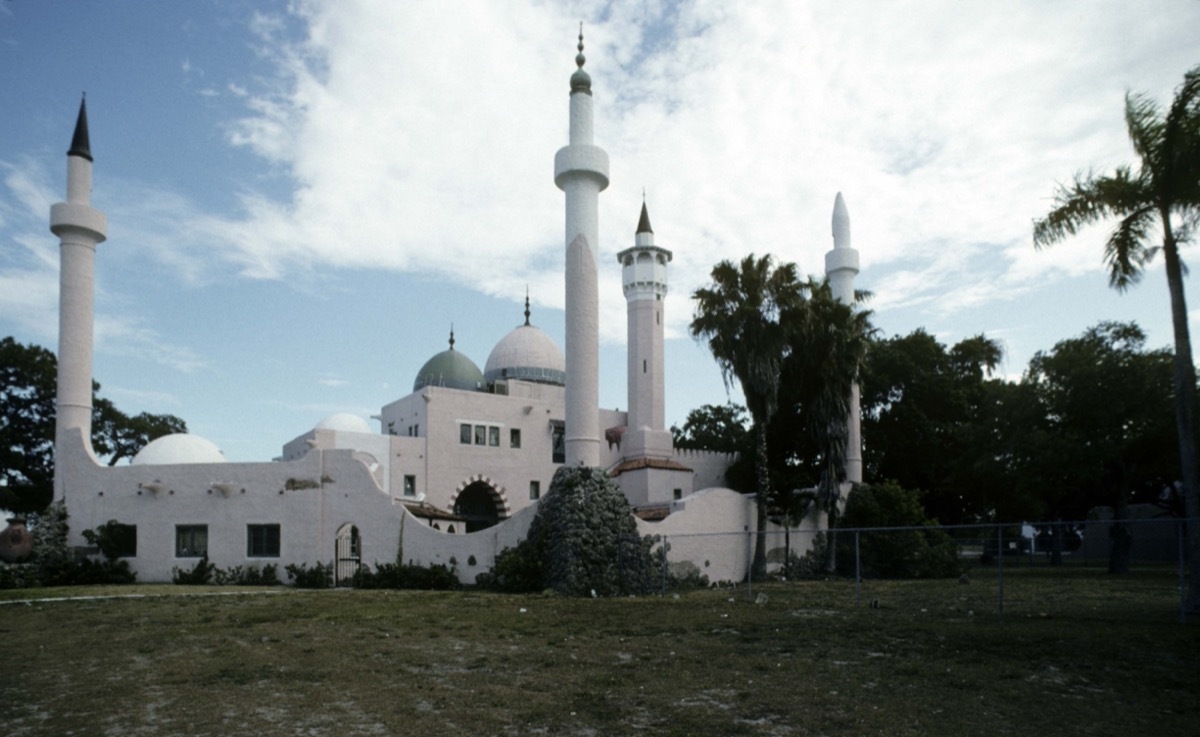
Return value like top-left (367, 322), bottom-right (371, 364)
top-left (2, 0), bottom-right (1198, 462)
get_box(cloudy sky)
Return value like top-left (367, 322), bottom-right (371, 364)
top-left (2, 0), bottom-right (1198, 462)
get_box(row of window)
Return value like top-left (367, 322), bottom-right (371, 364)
top-left (176, 524), bottom-right (280, 558)
top-left (459, 423), bottom-right (521, 448)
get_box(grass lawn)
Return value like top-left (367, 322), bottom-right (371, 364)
top-left (1, 568), bottom-right (1196, 736)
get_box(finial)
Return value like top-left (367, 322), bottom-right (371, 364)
top-left (524, 287), bottom-right (531, 326)
top-left (636, 198), bottom-right (653, 235)
top-left (570, 23), bottom-right (592, 94)
top-left (448, 325), bottom-right (455, 350)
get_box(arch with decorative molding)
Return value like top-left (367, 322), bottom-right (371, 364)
top-left (449, 474), bottom-right (511, 532)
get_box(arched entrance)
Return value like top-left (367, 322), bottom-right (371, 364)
top-left (334, 523), bottom-right (361, 586)
top-left (453, 482), bottom-right (504, 532)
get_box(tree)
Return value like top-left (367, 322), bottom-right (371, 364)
top-left (1033, 66), bottom-right (1200, 605)
top-left (691, 255), bottom-right (804, 579)
top-left (0, 337), bottom-right (186, 513)
top-left (671, 402), bottom-right (750, 454)
top-left (1024, 322), bottom-right (1177, 572)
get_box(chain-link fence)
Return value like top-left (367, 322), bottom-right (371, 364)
top-left (635, 516), bottom-right (1194, 623)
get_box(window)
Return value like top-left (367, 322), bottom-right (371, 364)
top-left (488, 426), bottom-right (500, 447)
top-left (403, 474), bottom-right (417, 497)
top-left (104, 523), bottom-right (137, 558)
top-left (460, 423), bottom-right (472, 444)
top-left (510, 428), bottom-right (521, 448)
top-left (551, 421), bottom-right (565, 464)
top-left (673, 488), bottom-right (683, 500)
top-left (176, 525), bottom-right (208, 558)
top-left (529, 481), bottom-right (540, 500)
top-left (474, 424), bottom-right (487, 445)
top-left (247, 524), bottom-right (281, 557)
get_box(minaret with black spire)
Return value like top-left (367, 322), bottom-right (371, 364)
top-left (617, 198), bottom-right (671, 438)
top-left (554, 25), bottom-right (609, 467)
top-left (50, 96), bottom-right (108, 499)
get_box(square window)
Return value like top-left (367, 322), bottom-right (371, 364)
top-left (403, 474), bottom-right (417, 497)
top-left (529, 480), bottom-right (541, 500)
top-left (510, 428), bottom-right (521, 449)
top-left (101, 523), bottom-right (137, 558)
top-left (176, 525), bottom-right (208, 558)
top-left (673, 488), bottom-right (683, 500)
top-left (488, 426), bottom-right (500, 447)
top-left (247, 524), bottom-right (281, 558)
top-left (460, 423), bottom-right (472, 444)
top-left (474, 424), bottom-right (487, 445)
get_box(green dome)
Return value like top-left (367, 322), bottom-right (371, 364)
top-left (413, 347), bottom-right (485, 392)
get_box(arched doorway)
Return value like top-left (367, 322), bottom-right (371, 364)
top-left (453, 482), bottom-right (503, 532)
top-left (334, 523), bottom-right (361, 586)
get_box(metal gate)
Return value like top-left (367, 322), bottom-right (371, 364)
top-left (334, 524), bottom-right (361, 586)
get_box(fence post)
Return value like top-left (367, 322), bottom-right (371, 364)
top-left (855, 530), bottom-right (861, 608)
top-left (1179, 521), bottom-right (1187, 625)
top-left (997, 526), bottom-right (1004, 617)
top-left (745, 525), bottom-right (753, 602)
top-left (661, 535), bottom-right (668, 597)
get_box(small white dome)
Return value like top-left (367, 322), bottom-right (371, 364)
top-left (314, 413), bottom-right (372, 434)
top-left (132, 434), bottom-right (228, 465)
top-left (485, 324), bottom-right (566, 386)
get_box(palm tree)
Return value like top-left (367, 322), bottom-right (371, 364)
top-left (1033, 66), bottom-right (1200, 611)
top-left (691, 255), bottom-right (804, 579)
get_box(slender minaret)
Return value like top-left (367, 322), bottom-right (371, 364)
top-left (554, 26), bottom-right (609, 467)
top-left (50, 97), bottom-right (107, 500)
top-left (824, 192), bottom-right (862, 484)
top-left (617, 200), bottom-right (671, 436)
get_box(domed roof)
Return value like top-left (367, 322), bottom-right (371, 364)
top-left (413, 330), bottom-right (485, 392)
top-left (485, 300), bottom-right (566, 386)
top-left (315, 413), bottom-right (372, 433)
top-left (132, 433), bottom-right (228, 466)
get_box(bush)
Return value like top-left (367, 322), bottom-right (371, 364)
top-left (213, 564), bottom-right (281, 586)
top-left (484, 466), bottom-right (659, 596)
top-left (352, 562), bottom-right (458, 590)
top-left (0, 504), bottom-right (136, 587)
top-left (285, 561), bottom-right (334, 589)
top-left (835, 481), bottom-right (961, 579)
top-left (173, 555), bottom-right (216, 585)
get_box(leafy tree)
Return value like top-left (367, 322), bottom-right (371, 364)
top-left (1, 336), bottom-right (187, 513)
top-left (691, 255), bottom-right (804, 579)
top-left (1033, 66), bottom-right (1200, 605)
top-left (836, 481), bottom-right (960, 579)
top-left (1024, 322), bottom-right (1177, 572)
top-left (671, 402), bottom-right (750, 454)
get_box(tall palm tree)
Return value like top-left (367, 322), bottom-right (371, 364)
top-left (1033, 66), bottom-right (1200, 612)
top-left (691, 254), bottom-right (804, 579)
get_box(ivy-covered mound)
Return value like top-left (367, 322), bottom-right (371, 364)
top-left (489, 466), bottom-right (659, 596)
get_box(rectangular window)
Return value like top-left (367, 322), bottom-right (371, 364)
top-left (247, 524), bottom-right (281, 558)
top-left (106, 523), bottom-right (137, 558)
top-left (403, 474), bottom-right (417, 497)
top-left (529, 480), bottom-right (541, 500)
top-left (488, 426), bottom-right (501, 447)
top-left (474, 424), bottom-right (487, 445)
top-left (673, 488), bottom-right (683, 500)
top-left (551, 421), bottom-right (565, 464)
top-left (460, 423), bottom-right (472, 444)
top-left (176, 525), bottom-right (208, 558)
top-left (510, 428), bottom-right (521, 449)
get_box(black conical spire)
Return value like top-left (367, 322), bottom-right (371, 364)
top-left (636, 199), bottom-right (653, 235)
top-left (67, 95), bottom-right (93, 162)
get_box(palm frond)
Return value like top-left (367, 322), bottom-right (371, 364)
top-left (1104, 206), bottom-right (1155, 290)
top-left (1033, 168), bottom-right (1148, 248)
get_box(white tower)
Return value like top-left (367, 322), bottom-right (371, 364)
top-left (823, 192), bottom-right (862, 484)
top-left (50, 97), bottom-right (107, 500)
top-left (617, 201), bottom-right (673, 458)
top-left (554, 27), bottom-right (609, 467)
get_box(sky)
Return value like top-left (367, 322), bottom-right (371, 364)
top-left (2, 0), bottom-right (1199, 463)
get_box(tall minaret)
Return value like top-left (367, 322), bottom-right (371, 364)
top-left (617, 200), bottom-right (671, 438)
top-left (554, 26), bottom-right (609, 467)
top-left (50, 97), bottom-right (108, 499)
top-left (824, 192), bottom-right (862, 484)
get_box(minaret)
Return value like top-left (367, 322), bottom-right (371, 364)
top-left (50, 97), bottom-right (108, 500)
top-left (554, 26), bottom-right (609, 467)
top-left (617, 200), bottom-right (671, 437)
top-left (824, 192), bottom-right (862, 484)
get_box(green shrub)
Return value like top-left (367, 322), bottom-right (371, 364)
top-left (352, 562), bottom-right (458, 590)
top-left (0, 505), bottom-right (136, 587)
top-left (836, 481), bottom-right (961, 579)
top-left (173, 555), bottom-right (216, 585)
top-left (285, 561), bottom-right (333, 589)
top-left (485, 466), bottom-right (659, 596)
top-left (212, 564), bottom-right (281, 586)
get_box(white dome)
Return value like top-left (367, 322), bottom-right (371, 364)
top-left (485, 324), bottom-right (566, 386)
top-left (314, 413), bottom-right (372, 434)
top-left (132, 434), bottom-right (228, 465)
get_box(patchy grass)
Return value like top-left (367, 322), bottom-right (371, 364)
top-left (1, 568), bottom-right (1196, 736)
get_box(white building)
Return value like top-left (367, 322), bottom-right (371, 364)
top-left (49, 36), bottom-right (858, 584)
